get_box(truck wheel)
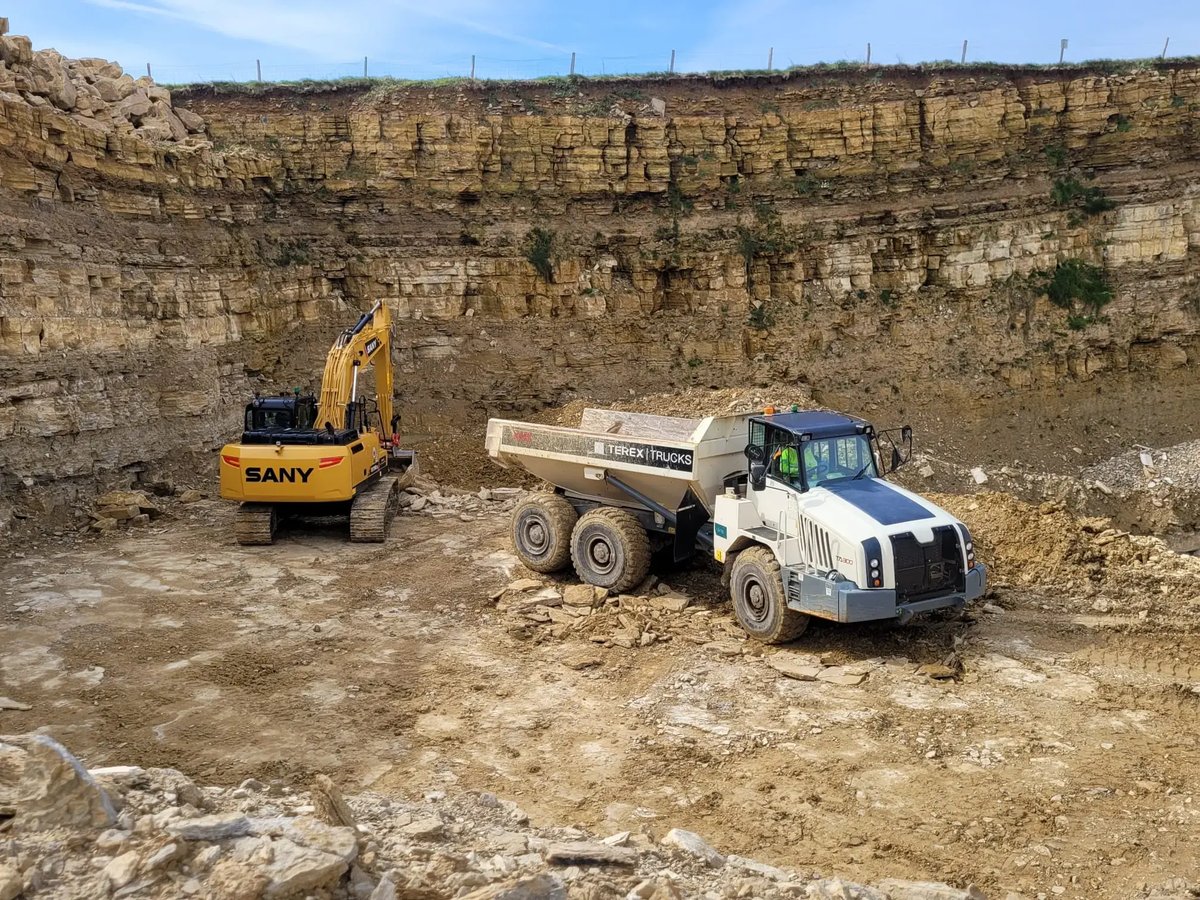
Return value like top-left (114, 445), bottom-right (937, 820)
top-left (511, 493), bottom-right (577, 573)
top-left (570, 507), bottom-right (651, 593)
top-left (730, 546), bottom-right (809, 643)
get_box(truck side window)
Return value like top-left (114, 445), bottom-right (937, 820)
top-left (749, 421), bottom-right (765, 452)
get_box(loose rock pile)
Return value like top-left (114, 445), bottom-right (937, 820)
top-left (400, 481), bottom-right (524, 521)
top-left (0, 28), bottom-right (206, 143)
top-left (0, 731), bottom-right (989, 899)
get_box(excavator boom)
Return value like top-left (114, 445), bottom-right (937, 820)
top-left (316, 300), bottom-right (395, 436)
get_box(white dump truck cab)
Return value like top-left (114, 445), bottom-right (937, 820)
top-left (713, 408), bottom-right (987, 641)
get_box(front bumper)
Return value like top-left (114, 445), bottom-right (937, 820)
top-left (788, 563), bottom-right (988, 624)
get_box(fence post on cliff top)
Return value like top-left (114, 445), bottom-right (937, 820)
top-left (1059, 38), bottom-right (1067, 64)
top-left (669, 49), bottom-right (676, 74)
top-left (570, 51), bottom-right (576, 76)
top-left (146, 63), bottom-right (152, 79)
top-left (256, 59), bottom-right (262, 82)
top-left (866, 43), bottom-right (871, 66)
top-left (1161, 37), bottom-right (1170, 59)
top-left (470, 55), bottom-right (476, 80)
top-left (961, 40), bottom-right (967, 64)
top-left (767, 47), bottom-right (773, 71)
top-left (363, 56), bottom-right (368, 77)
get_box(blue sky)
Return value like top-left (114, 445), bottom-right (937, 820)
top-left (6, 0), bottom-right (1198, 83)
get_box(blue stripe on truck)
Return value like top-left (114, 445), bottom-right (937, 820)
top-left (822, 479), bottom-right (934, 526)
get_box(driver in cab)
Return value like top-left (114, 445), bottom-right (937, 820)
top-left (772, 444), bottom-right (822, 488)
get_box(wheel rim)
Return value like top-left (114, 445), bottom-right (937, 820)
top-left (742, 577), bottom-right (769, 625)
top-left (587, 535), bottom-right (615, 575)
top-left (522, 516), bottom-right (549, 555)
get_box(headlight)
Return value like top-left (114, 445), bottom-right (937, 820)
top-left (870, 558), bottom-right (879, 567)
top-left (870, 568), bottom-right (880, 579)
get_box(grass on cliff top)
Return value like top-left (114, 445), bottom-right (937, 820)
top-left (169, 55), bottom-right (1200, 97)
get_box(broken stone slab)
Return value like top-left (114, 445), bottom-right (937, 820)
top-left (173, 105), bottom-right (205, 133)
top-left (915, 663), bottom-right (958, 680)
top-left (0, 696), bottom-right (31, 711)
top-left (562, 583), bottom-right (607, 608)
top-left (458, 873), bottom-right (567, 900)
top-left (0, 733), bottom-right (116, 831)
top-left (726, 853), bottom-right (792, 881)
top-left (970, 467), bottom-right (988, 485)
top-left (816, 667), bottom-right (867, 686)
top-left (702, 640), bottom-right (743, 657)
top-left (400, 816), bottom-right (444, 839)
top-left (560, 650), bottom-right (602, 671)
top-left (767, 656), bottom-right (823, 681)
top-left (544, 839), bottom-right (638, 865)
top-left (807, 878), bottom-right (887, 899)
top-left (661, 827), bottom-right (725, 867)
top-left (502, 587), bottom-right (563, 612)
top-left (168, 812), bottom-right (251, 841)
top-left (262, 833), bottom-right (355, 898)
top-left (875, 880), bottom-right (986, 900)
top-left (0, 863), bottom-right (21, 900)
top-left (650, 592), bottom-right (690, 613)
top-left (104, 850), bottom-right (141, 889)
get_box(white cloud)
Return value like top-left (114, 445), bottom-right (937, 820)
top-left (84, 0), bottom-right (567, 61)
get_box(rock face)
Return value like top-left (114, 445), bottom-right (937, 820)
top-left (0, 45), bottom-right (1198, 524)
top-left (0, 730), bottom-right (992, 900)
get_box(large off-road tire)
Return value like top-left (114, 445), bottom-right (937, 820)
top-left (511, 492), bottom-right (578, 573)
top-left (730, 546), bottom-right (809, 644)
top-left (570, 507), bottom-right (651, 593)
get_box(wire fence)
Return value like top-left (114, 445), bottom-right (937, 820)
top-left (149, 38), bottom-right (1195, 86)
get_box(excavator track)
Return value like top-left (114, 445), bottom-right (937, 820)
top-left (349, 476), bottom-right (400, 543)
top-left (234, 503), bottom-right (277, 546)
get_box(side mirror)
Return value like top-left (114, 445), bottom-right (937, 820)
top-left (891, 446), bottom-right (902, 471)
top-left (749, 463), bottom-right (766, 491)
top-left (744, 443), bottom-right (765, 463)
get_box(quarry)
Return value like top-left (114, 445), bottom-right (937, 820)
top-left (2, 24), bottom-right (1200, 900)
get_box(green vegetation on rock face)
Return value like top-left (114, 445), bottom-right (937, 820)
top-left (524, 227), bottom-right (555, 280)
top-left (1051, 176), bottom-right (1116, 216)
top-left (1040, 259), bottom-right (1113, 328)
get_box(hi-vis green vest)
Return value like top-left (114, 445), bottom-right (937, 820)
top-left (779, 446), bottom-right (799, 477)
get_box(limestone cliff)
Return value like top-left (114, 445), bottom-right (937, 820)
top-left (1, 33), bottom-right (1198, 524)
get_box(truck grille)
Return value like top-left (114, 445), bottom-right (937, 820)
top-left (798, 516), bottom-right (834, 571)
top-left (890, 527), bottom-right (964, 600)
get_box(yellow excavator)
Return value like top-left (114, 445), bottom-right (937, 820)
top-left (219, 300), bottom-right (417, 545)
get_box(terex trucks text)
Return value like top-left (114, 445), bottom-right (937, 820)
top-left (485, 406), bottom-right (986, 642)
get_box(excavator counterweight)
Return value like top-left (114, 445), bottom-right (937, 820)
top-left (219, 301), bottom-right (418, 544)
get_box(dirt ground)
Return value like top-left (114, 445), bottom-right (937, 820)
top-left (3, 491), bottom-right (1199, 899)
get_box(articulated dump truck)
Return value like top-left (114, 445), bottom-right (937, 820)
top-left (485, 405), bottom-right (987, 643)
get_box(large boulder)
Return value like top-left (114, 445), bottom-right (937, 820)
top-left (147, 99), bottom-right (188, 141)
top-left (0, 34), bottom-right (32, 67)
top-left (73, 57), bottom-right (123, 80)
top-left (174, 105), bottom-right (206, 134)
top-left (0, 734), bottom-right (116, 832)
top-left (28, 49), bottom-right (76, 110)
top-left (117, 88), bottom-right (151, 119)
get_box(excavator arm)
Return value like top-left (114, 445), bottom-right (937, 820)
top-left (315, 300), bottom-right (396, 438)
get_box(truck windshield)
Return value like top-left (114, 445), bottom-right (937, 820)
top-left (804, 434), bottom-right (877, 488)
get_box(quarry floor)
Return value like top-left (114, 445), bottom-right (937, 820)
top-left (2, 499), bottom-right (1199, 899)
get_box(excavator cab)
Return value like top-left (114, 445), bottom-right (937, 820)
top-left (240, 394), bottom-right (319, 442)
